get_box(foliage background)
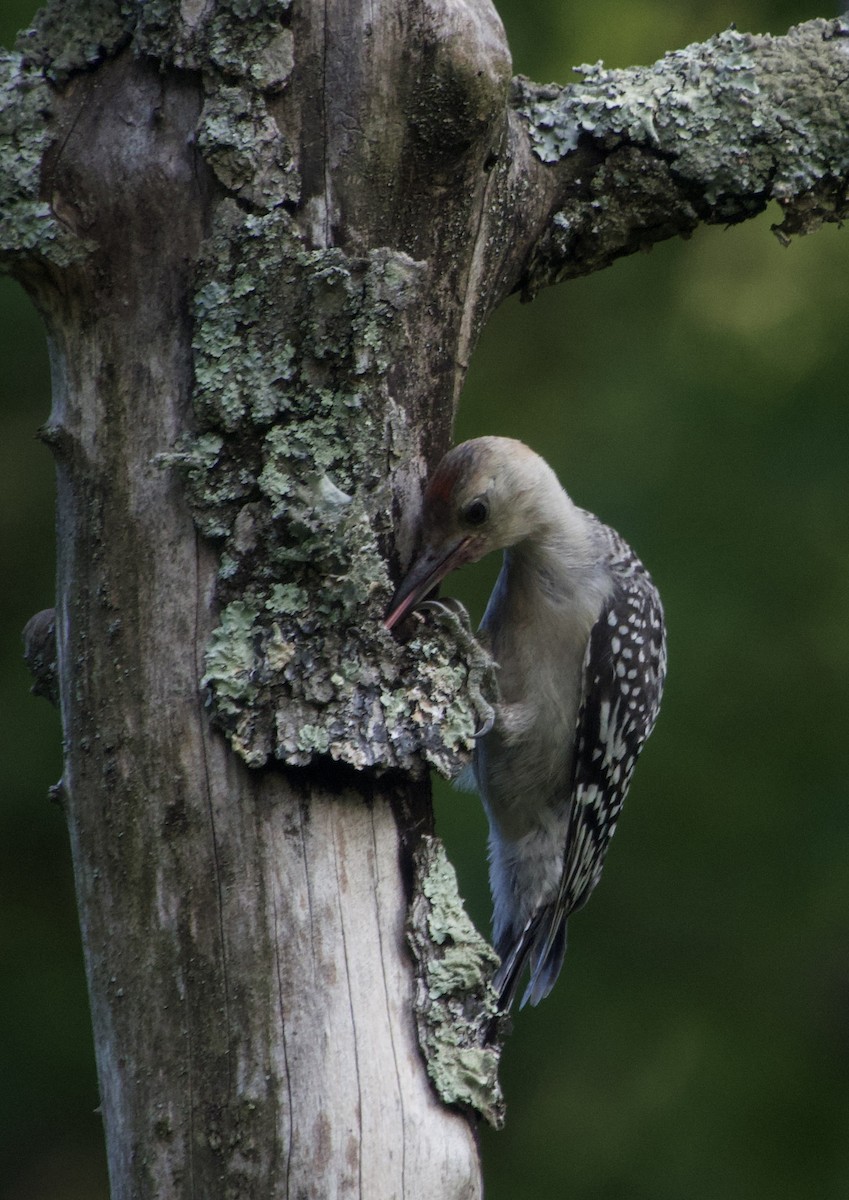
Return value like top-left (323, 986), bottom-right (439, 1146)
top-left (2, 1), bottom-right (848, 1196)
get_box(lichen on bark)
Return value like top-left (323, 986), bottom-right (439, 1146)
top-left (134, 0), bottom-right (292, 76)
top-left (113, 0), bottom-right (500, 780)
top-left (14, 0), bottom-right (133, 83)
top-left (177, 198), bottom-right (496, 776)
top-left (517, 21), bottom-right (849, 207)
top-left (0, 50), bottom-right (89, 265)
top-left (1, 0), bottom-right (497, 783)
top-left (407, 835), bottom-right (505, 1128)
top-left (511, 18), bottom-right (849, 293)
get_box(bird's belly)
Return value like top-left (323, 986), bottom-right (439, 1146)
top-left (474, 715), bottom-right (572, 842)
top-left (488, 804), bottom-right (572, 940)
top-left (477, 734), bottom-right (573, 941)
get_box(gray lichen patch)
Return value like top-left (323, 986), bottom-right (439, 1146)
top-left (516, 20), bottom-right (849, 217)
top-left (198, 81), bottom-right (298, 208)
top-left (13, 0), bottom-right (294, 88)
top-left (13, 0), bottom-right (134, 83)
top-left (179, 200), bottom-right (497, 776)
top-left (0, 51), bottom-right (90, 267)
top-left (3, 0), bottom-right (496, 781)
top-left (774, 175), bottom-right (849, 242)
top-left (202, 592), bottom-right (494, 775)
top-left (134, 0), bottom-right (293, 80)
top-left (407, 835), bottom-right (504, 1128)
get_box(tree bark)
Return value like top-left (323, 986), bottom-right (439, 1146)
top-left (3, 2), bottom-right (849, 1197)
top-left (7, 2), bottom-right (507, 1195)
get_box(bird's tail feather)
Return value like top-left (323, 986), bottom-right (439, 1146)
top-left (492, 906), bottom-right (568, 1010)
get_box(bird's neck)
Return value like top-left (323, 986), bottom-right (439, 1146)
top-left (487, 516), bottom-right (607, 719)
top-left (489, 499), bottom-right (609, 662)
top-left (505, 492), bottom-right (600, 588)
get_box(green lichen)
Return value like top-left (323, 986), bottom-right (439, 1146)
top-left (197, 81), bottom-right (298, 208)
top-left (516, 20), bottom-right (849, 213)
top-left (15, 0), bottom-right (294, 88)
top-left (135, 0), bottom-right (292, 78)
top-left (0, 51), bottom-right (90, 267)
top-left (183, 199), bottom-right (497, 775)
top-left (265, 583), bottom-right (307, 614)
top-left (407, 836), bottom-right (504, 1128)
top-left (14, 0), bottom-right (134, 83)
top-left (205, 1), bottom-right (292, 87)
top-left (15, 0), bottom-right (294, 86)
top-left (3, 0), bottom-right (496, 778)
top-left (202, 600), bottom-right (262, 714)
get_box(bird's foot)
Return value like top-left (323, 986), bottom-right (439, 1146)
top-left (416, 596), bottom-right (468, 622)
top-left (415, 599), bottom-right (497, 737)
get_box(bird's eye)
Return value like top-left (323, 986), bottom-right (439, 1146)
top-left (463, 497), bottom-right (490, 526)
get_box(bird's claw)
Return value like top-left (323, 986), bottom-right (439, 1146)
top-left (413, 599), bottom-right (498, 740)
top-left (416, 596), bottom-right (472, 626)
top-left (474, 708), bottom-right (495, 739)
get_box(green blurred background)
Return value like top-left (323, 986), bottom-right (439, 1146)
top-left (2, 1), bottom-right (849, 1196)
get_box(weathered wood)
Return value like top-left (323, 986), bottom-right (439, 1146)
top-left (6, 3), bottom-right (511, 1193)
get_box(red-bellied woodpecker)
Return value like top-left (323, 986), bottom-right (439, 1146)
top-left (385, 437), bottom-right (667, 1009)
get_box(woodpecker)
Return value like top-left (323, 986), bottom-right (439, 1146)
top-left (385, 437), bottom-right (666, 1009)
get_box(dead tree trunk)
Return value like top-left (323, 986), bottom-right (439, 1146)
top-left (4, 1), bottom-right (849, 1197)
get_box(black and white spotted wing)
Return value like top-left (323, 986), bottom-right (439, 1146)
top-left (522, 527), bottom-right (667, 1007)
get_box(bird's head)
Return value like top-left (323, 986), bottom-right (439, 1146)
top-left (384, 436), bottom-right (564, 630)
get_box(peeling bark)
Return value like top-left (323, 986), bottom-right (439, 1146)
top-left (3, 2), bottom-right (849, 1197)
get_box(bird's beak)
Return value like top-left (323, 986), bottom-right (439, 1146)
top-left (384, 537), bottom-right (473, 631)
